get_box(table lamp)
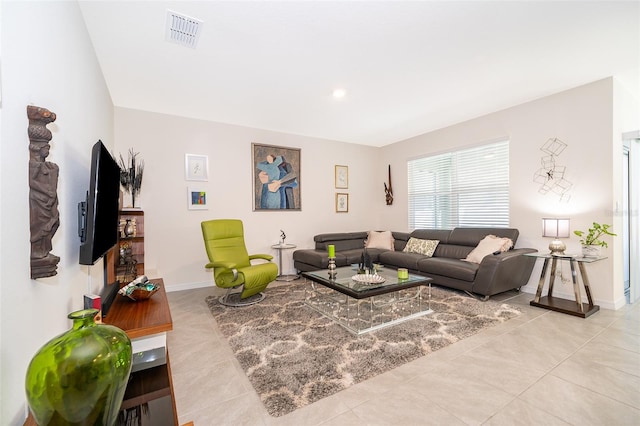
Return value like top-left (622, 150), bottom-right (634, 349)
top-left (542, 218), bottom-right (570, 255)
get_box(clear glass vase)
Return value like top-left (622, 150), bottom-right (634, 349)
top-left (25, 309), bottom-right (132, 425)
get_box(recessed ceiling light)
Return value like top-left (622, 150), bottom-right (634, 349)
top-left (332, 89), bottom-right (346, 99)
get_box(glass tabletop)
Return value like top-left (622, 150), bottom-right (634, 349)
top-left (302, 266), bottom-right (430, 298)
top-left (524, 252), bottom-right (607, 263)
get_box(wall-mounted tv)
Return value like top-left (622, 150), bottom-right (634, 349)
top-left (78, 140), bottom-right (121, 266)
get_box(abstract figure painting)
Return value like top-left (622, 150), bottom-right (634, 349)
top-left (252, 143), bottom-right (301, 211)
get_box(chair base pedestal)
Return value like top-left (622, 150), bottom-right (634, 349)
top-left (219, 291), bottom-right (266, 307)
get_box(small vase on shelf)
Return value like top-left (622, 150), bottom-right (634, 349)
top-left (123, 219), bottom-right (135, 237)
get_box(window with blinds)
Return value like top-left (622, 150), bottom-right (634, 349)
top-left (408, 140), bottom-right (509, 230)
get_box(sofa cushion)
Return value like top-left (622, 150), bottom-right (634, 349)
top-left (292, 249), bottom-right (330, 268)
top-left (378, 250), bottom-right (425, 270)
top-left (463, 235), bottom-right (513, 264)
top-left (343, 248), bottom-right (384, 265)
top-left (417, 257), bottom-right (478, 282)
top-left (365, 230), bottom-right (394, 250)
top-left (402, 237), bottom-right (439, 257)
top-left (434, 244), bottom-right (474, 260)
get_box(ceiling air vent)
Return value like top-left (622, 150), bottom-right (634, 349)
top-left (165, 10), bottom-right (203, 48)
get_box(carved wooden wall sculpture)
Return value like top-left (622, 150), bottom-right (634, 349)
top-left (384, 164), bottom-right (393, 205)
top-left (27, 105), bottom-right (60, 278)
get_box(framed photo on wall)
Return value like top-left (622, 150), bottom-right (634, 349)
top-left (187, 186), bottom-right (208, 210)
top-left (335, 165), bottom-right (348, 189)
top-left (336, 193), bottom-right (349, 213)
top-left (185, 154), bottom-right (209, 181)
top-left (252, 143), bottom-right (301, 211)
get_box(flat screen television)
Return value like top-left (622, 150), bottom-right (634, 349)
top-left (78, 140), bottom-right (121, 266)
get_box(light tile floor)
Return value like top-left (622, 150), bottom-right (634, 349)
top-left (166, 282), bottom-right (640, 425)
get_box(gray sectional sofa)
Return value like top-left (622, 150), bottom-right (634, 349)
top-left (292, 228), bottom-right (537, 300)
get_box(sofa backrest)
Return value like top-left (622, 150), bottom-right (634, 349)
top-left (392, 231), bottom-right (411, 251)
top-left (314, 232), bottom-right (368, 251)
top-left (408, 227), bottom-right (520, 259)
top-left (448, 227), bottom-right (519, 247)
top-left (311, 227), bottom-right (520, 259)
top-left (410, 229), bottom-right (452, 244)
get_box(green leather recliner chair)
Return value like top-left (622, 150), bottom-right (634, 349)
top-left (201, 219), bottom-right (278, 306)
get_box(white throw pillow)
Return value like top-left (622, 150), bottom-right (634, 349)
top-left (365, 230), bottom-right (394, 250)
top-left (402, 238), bottom-right (439, 257)
top-left (464, 235), bottom-right (514, 264)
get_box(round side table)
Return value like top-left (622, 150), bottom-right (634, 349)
top-left (271, 243), bottom-right (299, 281)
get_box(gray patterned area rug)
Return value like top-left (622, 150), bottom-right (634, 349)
top-left (205, 281), bottom-right (521, 417)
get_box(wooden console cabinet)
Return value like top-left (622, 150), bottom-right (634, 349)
top-left (24, 278), bottom-right (178, 426)
top-left (104, 278), bottom-right (178, 425)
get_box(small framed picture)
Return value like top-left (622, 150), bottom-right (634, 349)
top-left (187, 187), bottom-right (208, 210)
top-left (335, 165), bottom-right (348, 189)
top-left (336, 193), bottom-right (349, 213)
top-left (185, 154), bottom-right (209, 181)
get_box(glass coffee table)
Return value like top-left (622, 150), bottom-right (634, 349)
top-left (302, 266), bottom-right (432, 335)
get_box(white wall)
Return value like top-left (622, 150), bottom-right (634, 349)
top-left (378, 78), bottom-right (627, 309)
top-left (0, 1), bottom-right (114, 424)
top-left (116, 78), bottom-right (636, 311)
top-left (113, 108), bottom-right (381, 288)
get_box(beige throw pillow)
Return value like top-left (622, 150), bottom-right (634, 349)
top-left (463, 235), bottom-right (514, 264)
top-left (365, 230), bottom-right (394, 250)
top-left (402, 238), bottom-right (439, 257)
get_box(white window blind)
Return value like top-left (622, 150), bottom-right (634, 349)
top-left (408, 140), bottom-right (509, 230)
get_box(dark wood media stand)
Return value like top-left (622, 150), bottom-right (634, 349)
top-left (24, 278), bottom-right (178, 426)
top-left (105, 277), bottom-right (172, 339)
top-left (104, 278), bottom-right (178, 425)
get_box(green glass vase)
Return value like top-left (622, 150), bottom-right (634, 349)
top-left (25, 309), bottom-right (132, 425)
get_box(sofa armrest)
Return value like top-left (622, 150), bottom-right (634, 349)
top-left (471, 248), bottom-right (538, 296)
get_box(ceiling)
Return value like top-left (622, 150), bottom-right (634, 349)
top-left (79, 1), bottom-right (639, 147)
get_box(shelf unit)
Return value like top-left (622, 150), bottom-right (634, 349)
top-left (24, 279), bottom-right (179, 426)
top-left (107, 208), bottom-right (144, 285)
top-left (104, 278), bottom-right (178, 425)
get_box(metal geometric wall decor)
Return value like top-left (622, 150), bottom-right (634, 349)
top-left (533, 137), bottom-right (572, 202)
top-left (27, 105), bottom-right (60, 278)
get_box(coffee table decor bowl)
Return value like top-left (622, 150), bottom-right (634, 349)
top-left (351, 273), bottom-right (385, 284)
top-left (303, 266), bottom-right (432, 335)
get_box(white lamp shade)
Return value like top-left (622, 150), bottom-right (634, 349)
top-left (542, 218), bottom-right (570, 238)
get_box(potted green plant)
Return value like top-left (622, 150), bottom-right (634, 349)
top-left (574, 222), bottom-right (616, 257)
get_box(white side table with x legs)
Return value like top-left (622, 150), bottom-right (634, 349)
top-left (271, 243), bottom-right (299, 282)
